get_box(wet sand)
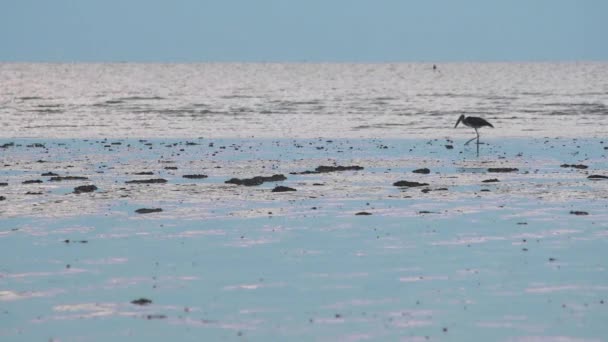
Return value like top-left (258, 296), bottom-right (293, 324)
top-left (1, 137), bottom-right (607, 341)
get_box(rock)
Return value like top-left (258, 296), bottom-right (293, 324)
top-left (27, 143), bottom-right (45, 148)
top-left (355, 212), bottom-right (372, 216)
top-left (487, 168), bottom-right (518, 173)
top-left (126, 178), bottom-right (168, 184)
top-left (0, 142), bottom-right (15, 148)
top-left (225, 174), bottom-right (286, 186)
top-left (146, 314), bottom-right (167, 320)
top-left (560, 164), bottom-right (588, 169)
top-left (445, 145), bottom-right (454, 149)
top-left (0, 182), bottom-right (7, 186)
top-left (294, 165), bottom-right (364, 175)
top-left (393, 180), bottom-right (429, 187)
top-left (25, 191), bottom-right (42, 195)
top-left (73, 185), bottom-right (97, 194)
top-left (412, 168), bottom-right (431, 174)
top-left (133, 172), bottom-right (154, 175)
top-left (135, 208), bottom-right (163, 214)
top-left (272, 186), bottom-right (297, 192)
top-left (588, 175), bottom-right (608, 180)
top-left (50, 176), bottom-right (88, 181)
top-left (570, 211), bottom-right (588, 216)
top-left (41, 172), bottom-right (59, 176)
top-left (22, 180), bottom-right (43, 184)
top-left (482, 178), bottom-right (500, 183)
top-left (164, 166), bottom-right (178, 170)
top-left (0, 196), bottom-right (5, 201)
top-left (183, 174), bottom-right (208, 179)
top-left (131, 298), bottom-right (152, 305)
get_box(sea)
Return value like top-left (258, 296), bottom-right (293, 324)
top-left (1, 63), bottom-right (608, 341)
top-left (1, 62), bottom-right (607, 139)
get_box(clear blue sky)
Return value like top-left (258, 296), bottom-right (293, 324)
top-left (1, 0), bottom-right (607, 62)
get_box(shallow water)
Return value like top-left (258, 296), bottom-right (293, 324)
top-left (1, 63), bottom-right (607, 139)
top-left (1, 137), bottom-right (607, 341)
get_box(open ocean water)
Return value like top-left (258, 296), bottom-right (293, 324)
top-left (1, 63), bottom-right (607, 139)
top-left (1, 63), bottom-right (608, 341)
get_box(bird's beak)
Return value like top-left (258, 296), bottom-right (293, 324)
top-left (454, 115), bottom-right (463, 128)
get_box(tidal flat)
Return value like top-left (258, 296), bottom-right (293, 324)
top-left (1, 137), bottom-right (607, 341)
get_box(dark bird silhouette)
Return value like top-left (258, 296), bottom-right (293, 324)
top-left (454, 115), bottom-right (494, 145)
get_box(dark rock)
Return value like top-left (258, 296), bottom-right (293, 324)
top-left (0, 196), bottom-right (5, 201)
top-left (0, 182), bottom-right (7, 186)
top-left (73, 185), bottom-right (98, 194)
top-left (146, 314), bottom-right (167, 320)
top-left (588, 175), bottom-right (608, 180)
top-left (418, 211), bottom-right (435, 214)
top-left (393, 181), bottom-right (429, 187)
top-left (131, 298), bottom-right (152, 305)
top-left (482, 178), bottom-right (500, 183)
top-left (570, 211), bottom-right (588, 216)
top-left (295, 165), bottom-right (364, 175)
top-left (22, 180), bottom-right (43, 184)
top-left (225, 174), bottom-right (286, 186)
top-left (0, 142), bottom-right (15, 148)
top-left (133, 172), bottom-right (154, 175)
top-left (487, 168), bottom-right (518, 173)
top-left (25, 191), bottom-right (42, 195)
top-left (26, 143), bottom-right (46, 148)
top-left (421, 188), bottom-right (431, 193)
top-left (164, 166), bottom-right (178, 170)
top-left (412, 168), bottom-right (431, 174)
top-left (355, 212), bottom-right (372, 216)
top-left (272, 186), bottom-right (297, 192)
top-left (41, 172), bottom-right (59, 176)
top-left (560, 164), bottom-right (588, 169)
top-left (135, 208), bottom-right (163, 214)
top-left (183, 174), bottom-right (208, 179)
top-left (445, 145), bottom-right (454, 149)
top-left (50, 176), bottom-right (88, 181)
top-left (126, 178), bottom-right (168, 184)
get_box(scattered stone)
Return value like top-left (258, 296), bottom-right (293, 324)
top-left (135, 208), bottom-right (163, 214)
top-left (482, 178), bottom-right (500, 183)
top-left (588, 175), bottom-right (608, 180)
top-left (412, 168), bottom-right (431, 174)
top-left (41, 172), bottom-right (59, 176)
top-left (133, 172), bottom-right (154, 175)
top-left (421, 188), bottom-right (431, 193)
top-left (0, 196), bottom-right (5, 201)
top-left (146, 314), bottom-right (167, 320)
top-left (131, 298), bottom-right (152, 305)
top-left (164, 166), bottom-right (178, 170)
top-left (294, 165), bottom-right (364, 175)
top-left (26, 143), bottom-right (45, 148)
top-left (25, 191), bottom-right (42, 195)
top-left (560, 164), bottom-right (588, 169)
top-left (445, 145), bottom-right (454, 149)
top-left (570, 211), bottom-right (588, 216)
top-left (225, 174), bottom-right (286, 186)
top-left (50, 176), bottom-right (88, 182)
top-left (183, 174), bottom-right (208, 179)
top-left (355, 212), bottom-right (372, 216)
top-left (272, 186), bottom-right (297, 192)
top-left (549, 257), bottom-right (557, 262)
top-left (126, 178), bottom-right (168, 184)
top-left (0, 142), bottom-right (15, 148)
top-left (418, 211), bottom-right (435, 214)
top-left (0, 182), bottom-right (8, 186)
top-left (487, 168), bottom-right (518, 173)
top-left (73, 185), bottom-right (98, 194)
top-left (393, 180), bottom-right (429, 187)
top-left (22, 180), bottom-right (43, 184)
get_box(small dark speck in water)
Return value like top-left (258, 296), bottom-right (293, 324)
top-left (131, 298), bottom-right (152, 305)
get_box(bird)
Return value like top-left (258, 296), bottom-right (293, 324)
top-left (454, 115), bottom-right (494, 145)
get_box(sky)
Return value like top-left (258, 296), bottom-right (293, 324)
top-left (1, 0), bottom-right (607, 62)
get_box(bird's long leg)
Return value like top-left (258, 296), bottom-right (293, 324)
top-left (464, 134), bottom-right (477, 145)
top-left (476, 128), bottom-right (480, 145)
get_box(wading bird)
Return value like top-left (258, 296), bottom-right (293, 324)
top-left (454, 115), bottom-right (494, 145)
